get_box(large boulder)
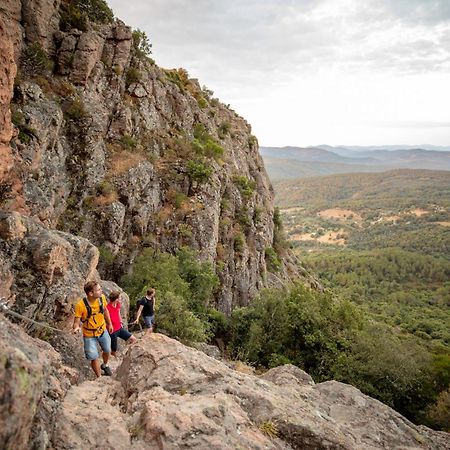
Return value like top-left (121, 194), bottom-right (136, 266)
top-left (53, 334), bottom-right (450, 450)
top-left (0, 314), bottom-right (76, 450)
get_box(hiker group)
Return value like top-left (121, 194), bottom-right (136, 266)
top-left (72, 281), bottom-right (156, 377)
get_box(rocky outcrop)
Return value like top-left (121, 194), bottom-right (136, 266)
top-left (0, 315), bottom-right (77, 450)
top-left (0, 0), bottom-right (308, 315)
top-left (52, 333), bottom-right (449, 450)
top-left (0, 210), bottom-right (129, 379)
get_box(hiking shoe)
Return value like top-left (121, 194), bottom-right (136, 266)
top-left (101, 364), bottom-right (112, 376)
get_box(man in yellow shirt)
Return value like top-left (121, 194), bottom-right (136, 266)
top-left (73, 281), bottom-right (114, 377)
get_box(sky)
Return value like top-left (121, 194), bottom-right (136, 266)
top-left (108, 0), bottom-right (450, 147)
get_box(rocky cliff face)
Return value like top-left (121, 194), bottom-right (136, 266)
top-left (0, 0), bottom-right (307, 316)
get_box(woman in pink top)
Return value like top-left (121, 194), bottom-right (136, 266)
top-left (107, 291), bottom-right (137, 356)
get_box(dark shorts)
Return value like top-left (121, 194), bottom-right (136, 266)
top-left (110, 327), bottom-right (133, 352)
top-left (143, 315), bottom-right (154, 329)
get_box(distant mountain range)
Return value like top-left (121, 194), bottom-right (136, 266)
top-left (260, 145), bottom-right (450, 181)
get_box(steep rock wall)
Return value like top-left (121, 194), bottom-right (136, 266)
top-left (2, 0), bottom-right (307, 313)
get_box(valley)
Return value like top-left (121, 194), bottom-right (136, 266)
top-left (271, 169), bottom-right (450, 348)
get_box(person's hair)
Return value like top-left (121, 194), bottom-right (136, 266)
top-left (109, 291), bottom-right (120, 301)
top-left (147, 288), bottom-right (155, 296)
top-left (84, 281), bottom-right (99, 295)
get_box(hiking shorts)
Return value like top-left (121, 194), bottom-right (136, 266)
top-left (83, 331), bottom-right (111, 360)
top-left (110, 327), bottom-right (133, 352)
top-left (143, 315), bottom-right (154, 329)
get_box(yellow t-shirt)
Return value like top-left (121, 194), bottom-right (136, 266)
top-left (74, 295), bottom-right (108, 337)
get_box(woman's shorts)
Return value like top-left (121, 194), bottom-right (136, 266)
top-left (143, 315), bottom-right (154, 329)
top-left (110, 327), bottom-right (133, 352)
top-left (83, 331), bottom-right (111, 360)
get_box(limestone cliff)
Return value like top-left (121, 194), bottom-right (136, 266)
top-left (0, 0), bottom-right (308, 316)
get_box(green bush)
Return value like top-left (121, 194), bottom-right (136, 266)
top-left (218, 122), bottom-right (231, 139)
top-left (11, 110), bottom-right (36, 143)
top-left (191, 123), bottom-right (224, 161)
top-left (233, 233), bottom-right (245, 254)
top-left (233, 175), bottom-right (256, 200)
top-left (119, 134), bottom-right (137, 150)
top-left (132, 29), bottom-right (153, 60)
top-left (64, 98), bottom-right (86, 121)
top-left (164, 68), bottom-right (189, 91)
top-left (227, 281), bottom-right (446, 426)
top-left (157, 292), bottom-right (210, 343)
top-left (20, 42), bottom-right (54, 76)
top-left (60, 0), bottom-right (113, 30)
top-left (187, 159), bottom-right (213, 184)
top-left (125, 67), bottom-right (141, 86)
top-left (98, 244), bottom-right (115, 264)
top-left (265, 247), bottom-right (281, 272)
top-left (120, 247), bottom-right (219, 343)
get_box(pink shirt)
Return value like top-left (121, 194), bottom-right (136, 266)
top-left (106, 301), bottom-right (122, 332)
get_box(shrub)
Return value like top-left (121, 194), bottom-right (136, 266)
top-left (233, 175), bottom-right (256, 200)
top-left (119, 134), bottom-right (137, 150)
top-left (132, 29), bottom-right (153, 60)
top-left (265, 247), bottom-right (281, 272)
top-left (98, 244), bottom-right (115, 264)
top-left (218, 122), bottom-right (231, 139)
top-left (157, 292), bottom-right (210, 343)
top-left (204, 308), bottom-right (230, 341)
top-left (234, 233), bottom-right (245, 254)
top-left (64, 98), bottom-right (86, 121)
top-left (11, 109), bottom-right (36, 143)
top-left (191, 123), bottom-right (224, 161)
top-left (187, 159), bottom-right (213, 184)
top-left (120, 247), bottom-right (218, 343)
top-left (167, 190), bottom-right (188, 209)
top-left (196, 95), bottom-right (208, 108)
top-left (97, 180), bottom-right (115, 195)
top-left (268, 353), bottom-right (292, 368)
top-left (164, 68), bottom-right (190, 92)
top-left (125, 67), bottom-right (141, 86)
top-left (258, 422), bottom-right (278, 438)
top-left (60, 0), bottom-right (113, 30)
top-left (20, 42), bottom-right (54, 76)
top-left (426, 388), bottom-right (450, 431)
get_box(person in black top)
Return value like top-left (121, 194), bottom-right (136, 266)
top-left (133, 288), bottom-right (156, 335)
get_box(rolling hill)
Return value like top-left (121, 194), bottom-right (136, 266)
top-left (261, 146), bottom-right (450, 180)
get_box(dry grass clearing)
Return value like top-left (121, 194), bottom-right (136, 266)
top-left (317, 230), bottom-right (347, 245)
top-left (410, 208), bottom-right (429, 217)
top-left (291, 229), bottom-right (347, 246)
top-left (317, 208), bottom-right (362, 223)
top-left (108, 150), bottom-right (147, 175)
top-left (435, 221), bottom-right (450, 227)
top-left (281, 206), bottom-right (305, 214)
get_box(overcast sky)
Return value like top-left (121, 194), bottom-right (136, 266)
top-left (108, 0), bottom-right (450, 147)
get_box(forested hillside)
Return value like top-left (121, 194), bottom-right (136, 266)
top-left (265, 169), bottom-right (450, 429)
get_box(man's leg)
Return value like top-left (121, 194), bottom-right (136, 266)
top-left (98, 331), bottom-right (112, 375)
top-left (84, 336), bottom-right (101, 377)
top-left (90, 359), bottom-right (101, 377)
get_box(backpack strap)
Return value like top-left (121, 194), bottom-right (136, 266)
top-left (98, 295), bottom-right (104, 315)
top-left (82, 297), bottom-right (92, 322)
top-left (81, 296), bottom-right (104, 322)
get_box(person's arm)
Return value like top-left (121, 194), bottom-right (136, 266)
top-left (73, 301), bottom-right (82, 333)
top-left (134, 304), bottom-right (144, 323)
top-left (73, 316), bottom-right (81, 333)
top-left (103, 304), bottom-right (114, 334)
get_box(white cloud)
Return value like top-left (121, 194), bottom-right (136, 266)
top-left (108, 0), bottom-right (450, 146)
